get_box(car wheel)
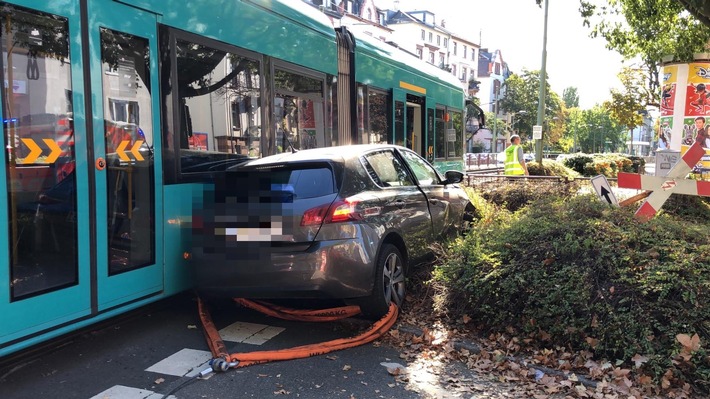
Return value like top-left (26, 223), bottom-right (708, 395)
top-left (358, 244), bottom-right (406, 319)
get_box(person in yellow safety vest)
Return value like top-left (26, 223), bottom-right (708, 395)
top-left (504, 134), bottom-right (529, 176)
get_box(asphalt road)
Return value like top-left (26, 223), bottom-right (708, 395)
top-left (1, 294), bottom-right (489, 399)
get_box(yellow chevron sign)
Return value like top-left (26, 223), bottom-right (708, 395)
top-left (21, 138), bottom-right (62, 164)
top-left (116, 140), bottom-right (144, 161)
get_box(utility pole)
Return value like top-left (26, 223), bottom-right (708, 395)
top-left (535, 0), bottom-right (549, 164)
top-left (492, 89), bottom-right (499, 153)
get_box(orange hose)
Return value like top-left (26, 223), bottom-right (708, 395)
top-left (234, 298), bottom-right (362, 321)
top-left (199, 297), bottom-right (398, 369)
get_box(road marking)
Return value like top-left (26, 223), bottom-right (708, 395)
top-left (219, 321), bottom-right (285, 345)
top-left (145, 348), bottom-right (212, 377)
top-left (89, 385), bottom-right (175, 399)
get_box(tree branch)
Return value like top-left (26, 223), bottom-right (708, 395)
top-left (674, 0), bottom-right (710, 28)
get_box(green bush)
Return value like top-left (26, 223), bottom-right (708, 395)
top-left (434, 191), bottom-right (710, 393)
top-left (527, 160), bottom-right (580, 179)
top-left (563, 154), bottom-right (593, 175)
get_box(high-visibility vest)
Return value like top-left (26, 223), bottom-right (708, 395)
top-left (504, 144), bottom-right (525, 175)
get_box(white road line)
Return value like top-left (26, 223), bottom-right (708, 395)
top-left (144, 348), bottom-right (212, 377)
top-left (218, 321), bottom-right (285, 345)
top-left (89, 385), bottom-right (175, 399)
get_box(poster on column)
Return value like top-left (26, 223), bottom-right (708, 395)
top-left (660, 65), bottom-right (677, 117)
top-left (680, 62), bottom-right (710, 173)
top-left (658, 117), bottom-right (672, 150)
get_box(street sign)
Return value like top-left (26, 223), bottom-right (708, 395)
top-left (590, 175), bottom-right (618, 206)
top-left (532, 125), bottom-right (542, 140)
top-left (617, 141), bottom-right (707, 221)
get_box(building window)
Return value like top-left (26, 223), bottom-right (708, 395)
top-left (416, 48), bottom-right (422, 59)
top-left (463, 45), bottom-right (467, 59)
top-left (472, 50), bottom-right (476, 61)
top-left (437, 35), bottom-right (440, 45)
top-left (453, 42), bottom-right (457, 56)
top-left (428, 52), bottom-right (434, 64)
top-left (461, 67), bottom-right (467, 81)
top-left (421, 29), bottom-right (425, 40)
top-left (439, 53), bottom-right (445, 67)
top-left (367, 9), bottom-right (372, 20)
top-left (443, 38), bottom-right (448, 47)
top-left (428, 32), bottom-right (433, 42)
top-left (452, 64), bottom-right (456, 76)
top-left (495, 63), bottom-right (501, 75)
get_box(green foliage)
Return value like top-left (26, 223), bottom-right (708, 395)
top-left (563, 153), bottom-right (639, 177)
top-left (527, 160), bottom-right (581, 179)
top-left (498, 70), bottom-right (562, 141)
top-left (562, 87), bottom-right (579, 108)
top-left (434, 190), bottom-right (710, 392)
top-left (580, 0), bottom-right (710, 106)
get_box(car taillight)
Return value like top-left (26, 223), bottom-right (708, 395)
top-left (301, 203), bottom-right (331, 226)
top-left (327, 199), bottom-right (362, 223)
top-left (301, 199), bottom-right (362, 226)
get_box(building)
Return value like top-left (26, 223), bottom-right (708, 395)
top-left (477, 48), bottom-right (511, 152)
top-left (382, 8), bottom-right (480, 97)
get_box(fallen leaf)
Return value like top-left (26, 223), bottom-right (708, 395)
top-left (187, 324), bottom-right (197, 329)
top-left (326, 356), bottom-right (338, 361)
top-left (154, 378), bottom-right (164, 384)
top-left (462, 315), bottom-right (471, 324)
top-left (274, 389), bottom-right (289, 395)
top-left (342, 365), bottom-right (351, 371)
top-left (631, 354), bottom-right (649, 368)
top-left (676, 333), bottom-right (701, 351)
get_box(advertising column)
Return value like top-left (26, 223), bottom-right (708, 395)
top-left (661, 57), bottom-right (710, 179)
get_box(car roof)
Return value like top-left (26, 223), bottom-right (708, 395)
top-left (239, 144), bottom-right (405, 167)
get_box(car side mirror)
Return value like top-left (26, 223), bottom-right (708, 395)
top-left (444, 170), bottom-right (464, 184)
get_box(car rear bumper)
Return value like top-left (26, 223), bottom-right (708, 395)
top-left (193, 238), bottom-right (377, 299)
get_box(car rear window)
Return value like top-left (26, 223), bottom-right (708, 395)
top-left (227, 165), bottom-right (336, 200)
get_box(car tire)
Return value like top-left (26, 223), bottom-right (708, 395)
top-left (358, 244), bottom-right (406, 319)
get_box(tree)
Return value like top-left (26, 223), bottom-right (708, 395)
top-left (562, 87), bottom-right (579, 108)
top-left (578, 0), bottom-right (710, 104)
top-left (603, 67), bottom-right (647, 134)
top-left (497, 69), bottom-right (562, 142)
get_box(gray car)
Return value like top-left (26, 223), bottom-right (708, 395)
top-left (193, 144), bottom-right (474, 318)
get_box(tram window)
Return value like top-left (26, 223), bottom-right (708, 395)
top-left (170, 38), bottom-right (262, 175)
top-left (435, 108), bottom-right (446, 159)
top-left (394, 101), bottom-right (404, 146)
top-left (100, 28), bottom-right (155, 275)
top-left (450, 110), bottom-right (464, 158)
top-left (274, 68), bottom-right (325, 153)
top-left (1, 5), bottom-right (77, 300)
top-left (435, 107), bottom-right (463, 159)
top-left (367, 89), bottom-right (388, 144)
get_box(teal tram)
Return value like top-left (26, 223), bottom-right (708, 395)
top-left (0, 0), bottom-right (473, 357)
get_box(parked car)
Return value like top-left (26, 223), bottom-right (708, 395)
top-left (192, 144), bottom-right (475, 318)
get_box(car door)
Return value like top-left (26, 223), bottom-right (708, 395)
top-left (399, 149), bottom-right (463, 239)
top-left (361, 149), bottom-right (432, 260)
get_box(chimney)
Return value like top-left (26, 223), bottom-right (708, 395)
top-left (393, 0), bottom-right (399, 10)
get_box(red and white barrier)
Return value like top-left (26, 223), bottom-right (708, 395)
top-left (617, 142), bottom-right (709, 221)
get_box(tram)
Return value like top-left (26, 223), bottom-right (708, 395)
top-left (0, 0), bottom-right (472, 357)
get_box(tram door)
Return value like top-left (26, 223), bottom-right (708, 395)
top-left (0, 0), bottom-right (92, 351)
top-left (88, 1), bottom-right (163, 310)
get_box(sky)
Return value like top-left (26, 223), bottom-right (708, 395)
top-left (377, 0), bottom-right (626, 109)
